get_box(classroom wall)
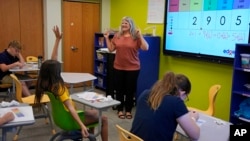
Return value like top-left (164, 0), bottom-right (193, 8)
top-left (110, 0), bottom-right (233, 121)
top-left (43, 0), bottom-right (62, 61)
top-left (43, 0), bottom-right (233, 120)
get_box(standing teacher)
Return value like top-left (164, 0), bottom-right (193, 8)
top-left (104, 16), bottom-right (149, 119)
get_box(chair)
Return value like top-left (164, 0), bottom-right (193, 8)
top-left (46, 92), bottom-right (98, 141)
top-left (115, 124), bottom-right (143, 141)
top-left (26, 56), bottom-right (38, 62)
top-left (10, 74), bottom-right (55, 140)
top-left (188, 84), bottom-right (221, 116)
top-left (25, 56), bottom-right (39, 79)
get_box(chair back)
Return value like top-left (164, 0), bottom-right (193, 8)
top-left (207, 84), bottom-right (221, 116)
top-left (46, 92), bottom-right (85, 131)
top-left (10, 74), bottom-right (23, 102)
top-left (26, 56), bottom-right (38, 62)
top-left (116, 124), bottom-right (143, 141)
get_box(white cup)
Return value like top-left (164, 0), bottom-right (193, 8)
top-left (107, 95), bottom-right (113, 101)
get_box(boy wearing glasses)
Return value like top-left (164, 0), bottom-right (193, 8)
top-left (0, 40), bottom-right (31, 97)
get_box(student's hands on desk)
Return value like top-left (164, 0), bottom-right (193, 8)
top-left (12, 61), bottom-right (25, 69)
top-left (0, 112), bottom-right (15, 125)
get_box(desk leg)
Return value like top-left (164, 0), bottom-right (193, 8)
top-left (91, 80), bottom-right (94, 90)
top-left (2, 129), bottom-right (6, 141)
top-left (70, 84), bottom-right (73, 94)
top-left (2, 127), bottom-right (15, 141)
top-left (93, 110), bottom-right (102, 137)
top-left (12, 80), bottom-right (15, 94)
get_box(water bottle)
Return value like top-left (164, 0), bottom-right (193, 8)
top-left (38, 56), bottom-right (43, 69)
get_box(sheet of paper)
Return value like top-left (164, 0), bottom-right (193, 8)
top-left (76, 92), bottom-right (105, 101)
top-left (147, 0), bottom-right (165, 23)
top-left (196, 119), bottom-right (206, 127)
top-left (0, 106), bottom-right (34, 122)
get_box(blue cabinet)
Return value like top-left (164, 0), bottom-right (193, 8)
top-left (93, 33), bottom-right (109, 90)
top-left (93, 33), bottom-right (160, 100)
top-left (230, 43), bottom-right (250, 124)
top-left (136, 36), bottom-right (160, 98)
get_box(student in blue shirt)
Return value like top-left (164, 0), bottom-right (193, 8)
top-left (0, 40), bottom-right (31, 97)
top-left (131, 71), bottom-right (200, 141)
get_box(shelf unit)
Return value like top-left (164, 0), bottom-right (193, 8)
top-left (93, 33), bottom-right (114, 90)
top-left (230, 43), bottom-right (250, 125)
top-left (93, 33), bottom-right (160, 99)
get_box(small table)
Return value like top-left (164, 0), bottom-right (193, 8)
top-left (176, 113), bottom-right (231, 141)
top-left (0, 105), bottom-right (35, 141)
top-left (61, 72), bottom-right (97, 93)
top-left (71, 92), bottom-right (121, 137)
top-left (9, 64), bottom-right (39, 94)
top-left (9, 64), bottom-right (39, 72)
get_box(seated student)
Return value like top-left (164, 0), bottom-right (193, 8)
top-left (0, 112), bottom-right (14, 125)
top-left (0, 41), bottom-right (31, 97)
top-left (130, 71), bottom-right (200, 141)
top-left (34, 26), bottom-right (108, 141)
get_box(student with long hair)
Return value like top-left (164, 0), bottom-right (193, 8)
top-left (35, 26), bottom-right (108, 141)
top-left (131, 71), bottom-right (200, 141)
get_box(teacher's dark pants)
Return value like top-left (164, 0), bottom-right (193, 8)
top-left (114, 68), bottom-right (140, 113)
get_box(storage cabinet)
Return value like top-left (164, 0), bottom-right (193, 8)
top-left (93, 33), bottom-right (160, 99)
top-left (230, 43), bottom-right (250, 125)
top-left (93, 33), bottom-right (113, 89)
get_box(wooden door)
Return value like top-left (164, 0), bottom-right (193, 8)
top-left (63, 1), bottom-right (100, 73)
top-left (0, 0), bottom-right (43, 59)
top-left (0, 0), bottom-right (20, 48)
top-left (19, 0), bottom-right (44, 58)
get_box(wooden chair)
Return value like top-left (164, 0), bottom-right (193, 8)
top-left (10, 74), bottom-right (56, 141)
top-left (188, 84), bottom-right (222, 116)
top-left (116, 124), bottom-right (143, 141)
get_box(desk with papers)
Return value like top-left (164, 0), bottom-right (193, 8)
top-left (0, 105), bottom-right (35, 141)
top-left (176, 112), bottom-right (231, 141)
top-left (71, 92), bottom-right (120, 137)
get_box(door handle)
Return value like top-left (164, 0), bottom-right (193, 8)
top-left (71, 46), bottom-right (78, 51)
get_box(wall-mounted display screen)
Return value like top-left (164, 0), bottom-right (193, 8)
top-left (163, 0), bottom-right (250, 64)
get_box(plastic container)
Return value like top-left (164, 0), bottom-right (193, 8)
top-left (240, 54), bottom-right (250, 69)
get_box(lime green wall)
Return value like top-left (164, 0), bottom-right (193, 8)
top-left (110, 0), bottom-right (233, 121)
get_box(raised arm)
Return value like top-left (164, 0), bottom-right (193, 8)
top-left (103, 31), bottom-right (115, 52)
top-left (51, 25), bottom-right (62, 60)
top-left (136, 28), bottom-right (149, 51)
